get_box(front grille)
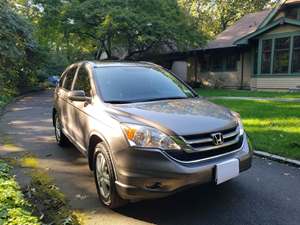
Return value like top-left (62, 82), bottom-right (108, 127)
top-left (166, 125), bottom-right (243, 162)
top-left (182, 126), bottom-right (239, 151)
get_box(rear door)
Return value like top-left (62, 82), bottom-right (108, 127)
top-left (57, 65), bottom-right (78, 136)
top-left (70, 63), bottom-right (94, 150)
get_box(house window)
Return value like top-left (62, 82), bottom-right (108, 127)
top-left (273, 37), bottom-right (290, 74)
top-left (201, 53), bottom-right (238, 72)
top-left (285, 7), bottom-right (300, 20)
top-left (211, 57), bottom-right (223, 72)
top-left (225, 54), bottom-right (238, 71)
top-left (261, 39), bottom-right (272, 74)
top-left (257, 33), bottom-right (300, 75)
top-left (292, 36), bottom-right (300, 73)
top-left (253, 47), bottom-right (258, 75)
top-left (201, 55), bottom-right (210, 72)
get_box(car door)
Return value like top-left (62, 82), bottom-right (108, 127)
top-left (70, 63), bottom-right (94, 151)
top-left (57, 65), bottom-right (78, 137)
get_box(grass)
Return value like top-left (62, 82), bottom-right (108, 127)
top-left (0, 159), bottom-right (40, 225)
top-left (211, 99), bottom-right (300, 160)
top-left (197, 88), bottom-right (300, 98)
top-left (27, 171), bottom-right (83, 225)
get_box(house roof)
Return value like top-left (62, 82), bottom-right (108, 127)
top-left (201, 10), bottom-right (271, 50)
top-left (284, 0), bottom-right (300, 5)
top-left (235, 17), bottom-right (300, 45)
top-left (258, 0), bottom-right (300, 28)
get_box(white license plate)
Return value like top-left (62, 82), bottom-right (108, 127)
top-left (215, 159), bottom-right (239, 185)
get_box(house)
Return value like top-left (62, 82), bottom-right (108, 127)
top-left (151, 0), bottom-right (300, 91)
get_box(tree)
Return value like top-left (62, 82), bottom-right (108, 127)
top-left (179, 0), bottom-right (275, 38)
top-left (60, 0), bottom-right (204, 59)
top-left (0, 0), bottom-right (41, 94)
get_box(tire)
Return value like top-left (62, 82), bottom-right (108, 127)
top-left (93, 143), bottom-right (127, 209)
top-left (54, 113), bottom-right (69, 147)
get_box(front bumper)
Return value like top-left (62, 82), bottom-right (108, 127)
top-left (114, 134), bottom-right (252, 200)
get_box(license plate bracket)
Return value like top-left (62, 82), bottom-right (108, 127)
top-left (215, 159), bottom-right (239, 185)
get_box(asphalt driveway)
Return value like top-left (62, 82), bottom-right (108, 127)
top-left (0, 90), bottom-right (299, 225)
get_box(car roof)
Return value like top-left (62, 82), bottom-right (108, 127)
top-left (85, 61), bottom-right (159, 68)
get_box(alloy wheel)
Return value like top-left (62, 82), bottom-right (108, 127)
top-left (96, 153), bottom-right (111, 200)
top-left (55, 116), bottom-right (61, 142)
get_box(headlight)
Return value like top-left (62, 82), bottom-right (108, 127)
top-left (121, 123), bottom-right (181, 150)
top-left (231, 111), bottom-right (244, 136)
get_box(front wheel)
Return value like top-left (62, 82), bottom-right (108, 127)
top-left (93, 143), bottom-right (127, 208)
top-left (54, 113), bottom-right (69, 146)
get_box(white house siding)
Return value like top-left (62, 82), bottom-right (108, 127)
top-left (251, 77), bottom-right (300, 90)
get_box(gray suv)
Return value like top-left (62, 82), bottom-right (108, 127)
top-left (52, 61), bottom-right (252, 208)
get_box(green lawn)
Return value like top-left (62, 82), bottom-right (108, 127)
top-left (0, 160), bottom-right (40, 225)
top-left (197, 88), bottom-right (300, 98)
top-left (210, 99), bottom-right (300, 160)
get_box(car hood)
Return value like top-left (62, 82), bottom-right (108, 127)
top-left (108, 98), bottom-right (237, 135)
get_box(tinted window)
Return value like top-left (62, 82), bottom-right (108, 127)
top-left (63, 66), bottom-right (77, 90)
top-left (94, 66), bottom-right (195, 103)
top-left (74, 66), bottom-right (92, 97)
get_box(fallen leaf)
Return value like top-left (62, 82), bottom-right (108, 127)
top-left (75, 194), bottom-right (88, 200)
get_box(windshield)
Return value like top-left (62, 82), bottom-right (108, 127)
top-left (94, 66), bottom-right (195, 103)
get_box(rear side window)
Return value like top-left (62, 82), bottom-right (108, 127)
top-left (63, 66), bottom-right (77, 90)
top-left (73, 65), bottom-right (92, 97)
top-left (59, 75), bottom-right (65, 87)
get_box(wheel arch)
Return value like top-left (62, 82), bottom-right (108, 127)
top-left (88, 132), bottom-right (112, 171)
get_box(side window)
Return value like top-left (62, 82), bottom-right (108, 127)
top-left (73, 66), bottom-right (92, 97)
top-left (59, 74), bottom-right (65, 87)
top-left (63, 66), bottom-right (77, 90)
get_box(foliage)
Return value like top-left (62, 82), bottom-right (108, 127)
top-left (0, 0), bottom-right (44, 99)
top-left (179, 0), bottom-right (275, 38)
top-left (0, 95), bottom-right (13, 111)
top-left (26, 171), bottom-right (82, 225)
top-left (32, 0), bottom-right (204, 60)
top-left (0, 159), bottom-right (40, 225)
top-left (5, 0), bottom-right (276, 67)
top-left (211, 99), bottom-right (300, 160)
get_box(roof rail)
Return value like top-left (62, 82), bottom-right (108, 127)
top-left (138, 61), bottom-right (160, 66)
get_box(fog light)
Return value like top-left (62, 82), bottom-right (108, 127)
top-left (145, 182), bottom-right (162, 190)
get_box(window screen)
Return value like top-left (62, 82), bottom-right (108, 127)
top-left (261, 39), bottom-right (272, 74)
top-left (292, 36), bottom-right (300, 73)
top-left (273, 37), bottom-right (290, 74)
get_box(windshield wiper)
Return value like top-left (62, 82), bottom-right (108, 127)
top-left (137, 96), bottom-right (189, 102)
top-left (105, 100), bottom-right (133, 104)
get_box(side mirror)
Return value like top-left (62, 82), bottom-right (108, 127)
top-left (68, 90), bottom-right (90, 102)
